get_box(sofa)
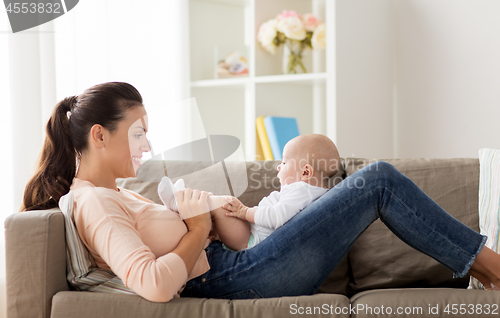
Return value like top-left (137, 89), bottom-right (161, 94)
top-left (5, 158), bottom-right (500, 318)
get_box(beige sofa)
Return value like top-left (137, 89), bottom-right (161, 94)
top-left (6, 158), bottom-right (500, 318)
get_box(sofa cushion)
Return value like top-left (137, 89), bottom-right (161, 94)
top-left (350, 288), bottom-right (500, 318)
top-left (51, 291), bottom-right (351, 318)
top-left (344, 158), bottom-right (480, 295)
top-left (117, 159), bottom-right (350, 296)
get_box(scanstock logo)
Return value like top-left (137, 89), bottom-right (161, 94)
top-left (4, 0), bottom-right (79, 33)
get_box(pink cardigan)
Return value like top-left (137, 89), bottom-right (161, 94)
top-left (70, 178), bottom-right (210, 302)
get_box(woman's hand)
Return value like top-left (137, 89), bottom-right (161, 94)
top-left (223, 197), bottom-right (249, 220)
top-left (172, 189), bottom-right (212, 279)
top-left (177, 188), bottom-right (212, 235)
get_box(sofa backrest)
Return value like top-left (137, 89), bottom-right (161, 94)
top-left (5, 209), bottom-right (69, 318)
top-left (344, 158), bottom-right (480, 296)
top-left (117, 159), bottom-right (346, 206)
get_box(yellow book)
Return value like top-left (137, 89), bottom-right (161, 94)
top-left (256, 116), bottom-right (274, 160)
top-left (255, 131), bottom-right (265, 161)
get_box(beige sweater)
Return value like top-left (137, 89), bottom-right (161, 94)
top-left (70, 178), bottom-right (210, 302)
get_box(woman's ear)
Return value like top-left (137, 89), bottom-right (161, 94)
top-left (301, 164), bottom-right (314, 181)
top-left (89, 124), bottom-right (106, 148)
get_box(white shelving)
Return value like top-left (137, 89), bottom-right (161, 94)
top-left (188, 0), bottom-right (333, 160)
top-left (191, 73), bottom-right (327, 88)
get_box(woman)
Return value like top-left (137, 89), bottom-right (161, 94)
top-left (21, 82), bottom-right (500, 302)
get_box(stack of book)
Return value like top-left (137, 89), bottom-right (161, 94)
top-left (256, 116), bottom-right (300, 160)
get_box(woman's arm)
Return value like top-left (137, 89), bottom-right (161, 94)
top-left (79, 188), bottom-right (211, 303)
top-left (171, 188), bottom-right (212, 276)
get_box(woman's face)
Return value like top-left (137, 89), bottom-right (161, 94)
top-left (128, 109), bottom-right (150, 175)
top-left (107, 106), bottom-right (151, 178)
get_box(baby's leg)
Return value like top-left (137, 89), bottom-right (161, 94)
top-left (209, 196), bottom-right (251, 251)
top-left (158, 178), bottom-right (251, 250)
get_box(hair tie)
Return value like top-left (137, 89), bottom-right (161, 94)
top-left (67, 111), bottom-right (72, 120)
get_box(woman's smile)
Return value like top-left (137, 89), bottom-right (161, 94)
top-left (132, 156), bottom-right (142, 167)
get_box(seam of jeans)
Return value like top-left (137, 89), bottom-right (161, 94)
top-left (185, 262), bottom-right (258, 289)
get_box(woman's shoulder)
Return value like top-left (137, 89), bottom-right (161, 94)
top-left (70, 177), bottom-right (161, 220)
top-left (70, 179), bottom-right (130, 217)
top-left (71, 179), bottom-right (119, 201)
top-left (71, 178), bottom-right (152, 201)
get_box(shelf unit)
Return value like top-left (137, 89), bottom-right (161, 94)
top-left (188, 0), bottom-right (333, 160)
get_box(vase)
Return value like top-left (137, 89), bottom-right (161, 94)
top-left (282, 40), bottom-right (307, 75)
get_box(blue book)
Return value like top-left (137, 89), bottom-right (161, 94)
top-left (263, 116), bottom-right (300, 160)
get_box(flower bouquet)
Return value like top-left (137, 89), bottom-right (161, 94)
top-left (257, 10), bottom-right (326, 74)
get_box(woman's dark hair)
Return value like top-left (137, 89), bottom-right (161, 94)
top-left (21, 82), bottom-right (143, 211)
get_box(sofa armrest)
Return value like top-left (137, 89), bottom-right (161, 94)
top-left (5, 209), bottom-right (70, 318)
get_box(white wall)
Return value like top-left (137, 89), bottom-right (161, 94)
top-left (335, 0), bottom-right (395, 159)
top-left (336, 0), bottom-right (500, 159)
top-left (54, 0), bottom-right (192, 157)
top-left (1, 2), bottom-right (190, 317)
top-left (0, 10), bottom-right (12, 318)
top-left (396, 0), bottom-right (500, 158)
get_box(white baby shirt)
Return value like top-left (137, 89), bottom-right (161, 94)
top-left (249, 181), bottom-right (328, 247)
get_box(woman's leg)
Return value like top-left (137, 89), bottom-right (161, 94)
top-left (182, 161), bottom-right (487, 299)
top-left (469, 247), bottom-right (500, 289)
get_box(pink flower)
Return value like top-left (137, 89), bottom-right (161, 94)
top-left (277, 10), bottom-right (301, 21)
top-left (302, 13), bottom-right (321, 32)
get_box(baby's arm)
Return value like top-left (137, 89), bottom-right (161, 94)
top-left (223, 197), bottom-right (258, 224)
top-left (226, 184), bottom-right (326, 230)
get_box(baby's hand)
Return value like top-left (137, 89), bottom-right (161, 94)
top-left (223, 197), bottom-right (249, 220)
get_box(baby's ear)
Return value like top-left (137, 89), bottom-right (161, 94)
top-left (302, 164), bottom-right (314, 180)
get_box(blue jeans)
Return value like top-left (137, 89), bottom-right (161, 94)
top-left (180, 161), bottom-right (487, 299)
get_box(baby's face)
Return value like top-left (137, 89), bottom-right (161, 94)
top-left (277, 143), bottom-right (306, 186)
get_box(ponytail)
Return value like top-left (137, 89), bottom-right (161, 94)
top-left (21, 96), bottom-right (78, 211)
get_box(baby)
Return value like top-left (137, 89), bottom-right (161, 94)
top-left (158, 134), bottom-right (340, 251)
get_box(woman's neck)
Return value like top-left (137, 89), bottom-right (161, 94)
top-left (76, 155), bottom-right (118, 191)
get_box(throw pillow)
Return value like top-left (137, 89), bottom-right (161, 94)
top-left (59, 191), bottom-right (137, 294)
top-left (469, 148), bottom-right (500, 289)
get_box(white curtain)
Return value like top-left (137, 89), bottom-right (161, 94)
top-left (0, 1), bottom-right (189, 317)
